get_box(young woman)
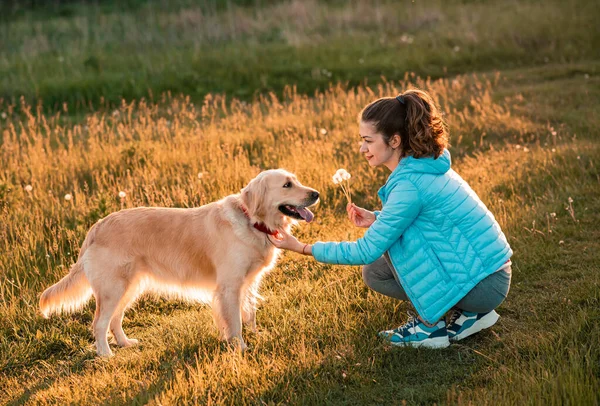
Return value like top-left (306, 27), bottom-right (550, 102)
top-left (269, 89), bottom-right (512, 349)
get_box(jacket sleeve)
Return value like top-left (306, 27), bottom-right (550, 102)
top-left (312, 180), bottom-right (421, 265)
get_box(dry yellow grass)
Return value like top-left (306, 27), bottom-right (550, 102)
top-left (1, 71), bottom-right (598, 404)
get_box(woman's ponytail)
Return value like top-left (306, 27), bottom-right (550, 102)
top-left (402, 90), bottom-right (448, 158)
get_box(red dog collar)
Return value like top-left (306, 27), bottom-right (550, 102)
top-left (239, 204), bottom-right (281, 238)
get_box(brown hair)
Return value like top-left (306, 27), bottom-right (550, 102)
top-left (359, 89), bottom-right (449, 159)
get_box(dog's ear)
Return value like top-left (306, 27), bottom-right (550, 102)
top-left (241, 176), bottom-right (268, 220)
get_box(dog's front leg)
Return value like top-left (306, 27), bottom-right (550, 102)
top-left (242, 298), bottom-right (257, 333)
top-left (212, 283), bottom-right (246, 351)
top-left (242, 275), bottom-right (264, 333)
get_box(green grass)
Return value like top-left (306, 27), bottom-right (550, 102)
top-left (0, 0), bottom-right (598, 116)
top-left (0, 0), bottom-right (599, 403)
top-left (0, 63), bottom-right (599, 404)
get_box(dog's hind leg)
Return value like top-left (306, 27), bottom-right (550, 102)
top-left (91, 275), bottom-right (130, 357)
top-left (212, 280), bottom-right (246, 350)
top-left (92, 296), bottom-right (119, 357)
top-left (109, 284), bottom-right (140, 348)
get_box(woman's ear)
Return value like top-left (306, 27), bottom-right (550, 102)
top-left (390, 134), bottom-right (401, 149)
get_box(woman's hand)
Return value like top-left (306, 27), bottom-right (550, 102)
top-left (347, 203), bottom-right (376, 228)
top-left (268, 230), bottom-right (306, 253)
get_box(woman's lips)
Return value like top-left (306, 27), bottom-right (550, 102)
top-left (365, 155), bottom-right (373, 161)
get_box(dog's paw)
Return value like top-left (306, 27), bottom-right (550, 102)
top-left (245, 324), bottom-right (258, 334)
top-left (97, 348), bottom-right (114, 358)
top-left (121, 338), bottom-right (139, 348)
top-left (225, 336), bottom-right (247, 352)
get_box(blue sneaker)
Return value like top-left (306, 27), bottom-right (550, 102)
top-left (378, 312), bottom-right (450, 349)
top-left (446, 309), bottom-right (500, 342)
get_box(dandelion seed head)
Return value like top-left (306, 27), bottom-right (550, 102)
top-left (568, 197), bottom-right (573, 203)
top-left (551, 148), bottom-right (556, 152)
top-left (24, 185), bottom-right (33, 192)
top-left (118, 191), bottom-right (126, 199)
top-left (198, 172), bottom-right (205, 179)
top-left (64, 193), bottom-right (72, 201)
top-left (400, 34), bottom-right (414, 44)
top-left (334, 169), bottom-right (351, 180)
top-left (320, 128), bottom-right (328, 135)
top-left (1, 112), bottom-right (6, 119)
top-left (523, 147), bottom-right (529, 152)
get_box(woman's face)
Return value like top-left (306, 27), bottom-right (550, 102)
top-left (358, 121), bottom-right (401, 170)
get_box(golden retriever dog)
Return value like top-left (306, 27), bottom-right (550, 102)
top-left (39, 169), bottom-right (319, 356)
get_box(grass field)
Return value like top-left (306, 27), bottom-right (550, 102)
top-left (1, 0), bottom-right (599, 404)
top-left (1, 0), bottom-right (599, 115)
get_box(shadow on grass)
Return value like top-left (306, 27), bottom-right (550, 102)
top-left (117, 337), bottom-right (223, 406)
top-left (5, 349), bottom-right (97, 406)
top-left (253, 335), bottom-right (490, 405)
top-left (124, 314), bottom-right (492, 404)
top-left (5, 332), bottom-right (223, 406)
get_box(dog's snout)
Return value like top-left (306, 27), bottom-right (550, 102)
top-left (310, 191), bottom-right (319, 200)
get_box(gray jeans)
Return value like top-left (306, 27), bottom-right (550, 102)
top-left (362, 254), bottom-right (511, 314)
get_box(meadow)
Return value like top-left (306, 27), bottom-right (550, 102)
top-left (1, 0), bottom-right (599, 114)
top-left (1, 0), bottom-right (599, 404)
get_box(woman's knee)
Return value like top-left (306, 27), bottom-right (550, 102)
top-left (456, 270), bottom-right (511, 313)
top-left (361, 264), bottom-right (376, 288)
top-left (456, 297), bottom-right (505, 314)
top-left (362, 256), bottom-right (389, 287)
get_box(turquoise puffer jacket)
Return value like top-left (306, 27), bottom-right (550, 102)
top-left (312, 149), bottom-right (512, 323)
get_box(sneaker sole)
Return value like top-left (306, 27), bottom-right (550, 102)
top-left (450, 311), bottom-right (500, 342)
top-left (389, 336), bottom-right (450, 349)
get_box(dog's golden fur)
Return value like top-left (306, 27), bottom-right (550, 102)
top-left (39, 169), bottom-right (319, 356)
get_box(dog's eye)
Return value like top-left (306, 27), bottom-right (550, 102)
top-left (283, 181), bottom-right (292, 188)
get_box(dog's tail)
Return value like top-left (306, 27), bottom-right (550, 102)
top-left (39, 224), bottom-right (98, 318)
top-left (39, 261), bottom-right (93, 318)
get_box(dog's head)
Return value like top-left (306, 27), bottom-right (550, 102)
top-left (241, 169), bottom-right (319, 231)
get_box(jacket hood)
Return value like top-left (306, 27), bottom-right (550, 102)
top-left (377, 149), bottom-right (451, 204)
top-left (396, 149), bottom-right (451, 175)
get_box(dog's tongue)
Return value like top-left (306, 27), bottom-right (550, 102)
top-left (297, 207), bottom-right (314, 223)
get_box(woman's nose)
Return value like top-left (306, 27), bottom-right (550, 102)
top-left (359, 143), bottom-right (368, 153)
